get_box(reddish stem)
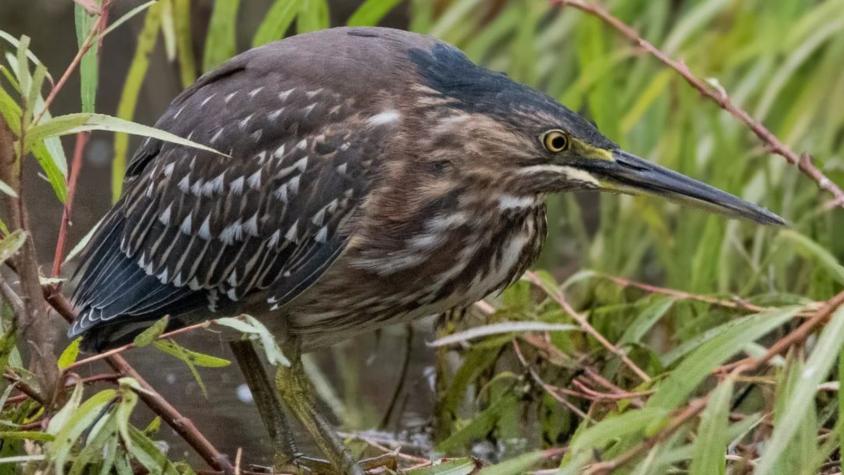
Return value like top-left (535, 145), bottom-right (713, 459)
top-left (52, 131), bottom-right (88, 276)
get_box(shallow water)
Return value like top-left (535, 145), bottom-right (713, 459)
top-left (115, 319), bottom-right (438, 467)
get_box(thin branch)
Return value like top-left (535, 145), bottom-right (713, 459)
top-left (720, 289), bottom-right (844, 373)
top-left (51, 131), bottom-right (88, 276)
top-left (512, 339), bottom-right (591, 420)
top-left (64, 319), bottom-right (213, 371)
top-left (602, 274), bottom-right (772, 314)
top-left (583, 292), bottom-right (844, 472)
top-left (43, 288), bottom-right (234, 473)
top-left (553, 0), bottom-right (844, 208)
top-left (524, 271), bottom-right (652, 383)
top-left (585, 397), bottom-right (710, 474)
top-left (34, 1), bottom-right (112, 125)
top-left (0, 117), bottom-right (58, 399)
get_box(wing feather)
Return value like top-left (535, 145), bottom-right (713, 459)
top-left (70, 50), bottom-right (377, 349)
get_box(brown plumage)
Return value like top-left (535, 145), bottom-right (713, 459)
top-left (70, 26), bottom-right (783, 351)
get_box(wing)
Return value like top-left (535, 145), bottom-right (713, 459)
top-left (70, 50), bottom-right (381, 348)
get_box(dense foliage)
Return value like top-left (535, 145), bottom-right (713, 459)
top-left (1, 0), bottom-right (843, 473)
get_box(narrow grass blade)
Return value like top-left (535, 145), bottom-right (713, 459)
top-left (648, 307), bottom-right (798, 411)
top-left (689, 377), bottom-right (733, 475)
top-left (74, 3), bottom-right (99, 113)
top-left (756, 305), bottom-right (844, 474)
top-left (778, 229), bottom-right (844, 285)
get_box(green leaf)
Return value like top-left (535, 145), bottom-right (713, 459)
top-left (477, 450), bottom-right (549, 475)
top-left (24, 64), bottom-right (46, 126)
top-left (152, 339), bottom-right (208, 397)
top-left (46, 382), bottom-right (83, 436)
top-left (347, 0), bottom-right (403, 27)
top-left (74, 3), bottom-right (100, 113)
top-left (0, 30), bottom-right (53, 81)
top-left (31, 140), bottom-right (69, 202)
top-left (69, 411), bottom-right (116, 475)
top-left (618, 297), bottom-right (675, 346)
top-left (26, 113), bottom-right (228, 157)
top-left (756, 305), bottom-right (844, 474)
top-left (152, 339), bottom-right (230, 368)
top-left (14, 36), bottom-right (31, 96)
top-left (253, 0), bottom-right (302, 47)
top-left (99, 1), bottom-right (157, 40)
top-left (49, 388), bottom-right (117, 474)
top-left (202, 0), bottom-right (240, 72)
top-left (115, 381), bottom-right (139, 453)
top-left (0, 79), bottom-right (22, 135)
top-left (215, 315), bottom-right (289, 366)
top-left (437, 389), bottom-right (520, 452)
top-left (127, 425), bottom-right (179, 474)
top-left (57, 338), bottom-right (81, 370)
top-left (778, 229), bottom-right (844, 285)
top-left (0, 431), bottom-right (54, 441)
top-left (570, 408), bottom-right (670, 454)
top-left (133, 315), bottom-right (170, 347)
top-left (429, 321), bottom-right (579, 347)
top-left (648, 307), bottom-right (799, 411)
top-left (689, 377), bottom-right (733, 475)
top-left (0, 229), bottom-right (26, 266)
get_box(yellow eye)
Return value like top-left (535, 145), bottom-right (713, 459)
top-left (542, 130), bottom-right (570, 153)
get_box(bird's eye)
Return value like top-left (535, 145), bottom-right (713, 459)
top-left (542, 130), bottom-right (570, 153)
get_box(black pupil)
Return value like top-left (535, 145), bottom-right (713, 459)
top-left (550, 135), bottom-right (567, 150)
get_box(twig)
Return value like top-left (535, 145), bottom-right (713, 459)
top-left (583, 293), bottom-right (844, 472)
top-left (52, 2), bottom-right (110, 276)
top-left (512, 340), bottom-right (590, 420)
top-left (379, 324), bottom-right (413, 429)
top-left (720, 289), bottom-right (844, 373)
top-left (0, 116), bottom-right (58, 399)
top-left (553, 0), bottom-right (844, 207)
top-left (3, 371), bottom-right (47, 406)
top-left (43, 288), bottom-right (234, 473)
top-left (52, 131), bottom-right (89, 276)
top-left (64, 319), bottom-right (213, 371)
top-left (524, 271), bottom-right (652, 383)
top-left (603, 274), bottom-right (771, 314)
top-left (34, 1), bottom-right (112, 125)
top-left (585, 397), bottom-right (710, 474)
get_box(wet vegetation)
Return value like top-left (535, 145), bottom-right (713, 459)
top-left (1, 0), bottom-right (844, 473)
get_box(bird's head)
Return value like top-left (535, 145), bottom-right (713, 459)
top-left (405, 41), bottom-right (784, 225)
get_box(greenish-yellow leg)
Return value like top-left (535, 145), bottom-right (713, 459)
top-left (276, 340), bottom-right (364, 475)
top-left (229, 340), bottom-right (298, 468)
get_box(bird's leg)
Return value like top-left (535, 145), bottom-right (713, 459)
top-left (275, 339), bottom-right (363, 475)
top-left (228, 339), bottom-right (298, 467)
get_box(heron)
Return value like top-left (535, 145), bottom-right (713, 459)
top-left (69, 27), bottom-right (783, 473)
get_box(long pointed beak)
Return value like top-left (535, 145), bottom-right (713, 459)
top-left (587, 150), bottom-right (785, 225)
